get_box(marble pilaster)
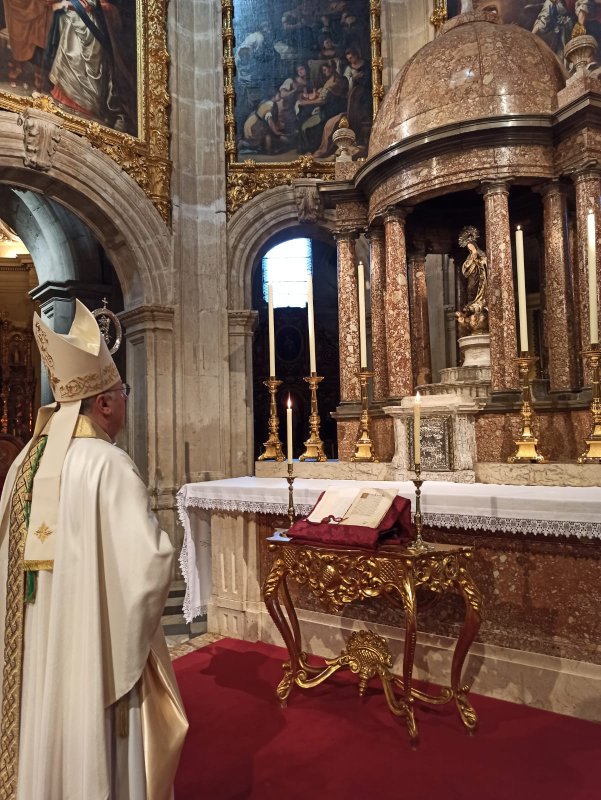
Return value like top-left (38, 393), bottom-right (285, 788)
top-left (482, 182), bottom-right (518, 392)
top-left (367, 226), bottom-right (388, 401)
top-left (335, 229), bottom-right (361, 403)
top-left (408, 249), bottom-right (432, 386)
top-left (540, 182), bottom-right (579, 392)
top-left (228, 310), bottom-right (258, 475)
top-left (383, 209), bottom-right (413, 399)
top-left (573, 170), bottom-right (601, 384)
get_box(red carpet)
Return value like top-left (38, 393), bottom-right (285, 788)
top-left (173, 638), bottom-right (601, 800)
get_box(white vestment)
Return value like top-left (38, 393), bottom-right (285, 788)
top-left (0, 428), bottom-right (188, 799)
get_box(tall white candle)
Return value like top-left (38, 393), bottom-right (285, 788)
top-left (357, 261), bottom-right (367, 369)
top-left (268, 284), bottom-right (276, 377)
top-left (515, 226), bottom-right (529, 353)
top-left (414, 390), bottom-right (421, 466)
top-left (307, 274), bottom-right (317, 373)
top-left (587, 210), bottom-right (599, 345)
top-left (286, 396), bottom-right (293, 464)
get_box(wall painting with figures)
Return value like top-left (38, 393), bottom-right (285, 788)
top-left (228, 0), bottom-right (380, 165)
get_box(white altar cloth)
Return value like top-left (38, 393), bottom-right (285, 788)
top-left (177, 476), bottom-right (601, 622)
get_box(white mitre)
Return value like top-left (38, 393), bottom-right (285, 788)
top-left (25, 300), bottom-right (121, 569)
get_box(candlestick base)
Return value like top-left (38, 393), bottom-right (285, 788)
top-left (578, 345), bottom-right (601, 463)
top-left (406, 464), bottom-right (430, 554)
top-left (286, 462), bottom-right (296, 529)
top-left (508, 355), bottom-right (547, 464)
top-left (351, 369), bottom-right (378, 462)
top-left (299, 375), bottom-right (328, 462)
top-left (258, 378), bottom-right (285, 461)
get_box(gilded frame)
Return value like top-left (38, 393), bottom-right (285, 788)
top-left (223, 0), bottom-right (383, 215)
top-left (0, 0), bottom-right (170, 223)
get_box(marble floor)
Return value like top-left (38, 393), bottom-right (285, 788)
top-left (168, 632), bottom-right (224, 661)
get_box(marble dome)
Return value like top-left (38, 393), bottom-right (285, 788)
top-left (368, 12), bottom-right (566, 158)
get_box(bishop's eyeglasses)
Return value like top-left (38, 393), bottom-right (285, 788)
top-left (105, 383), bottom-right (131, 398)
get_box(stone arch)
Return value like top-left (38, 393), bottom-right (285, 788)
top-left (226, 182), bottom-right (336, 474)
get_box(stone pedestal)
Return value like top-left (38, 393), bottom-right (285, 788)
top-left (458, 333), bottom-right (490, 367)
top-left (384, 395), bottom-right (479, 483)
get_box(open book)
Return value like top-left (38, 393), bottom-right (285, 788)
top-left (307, 486), bottom-right (398, 529)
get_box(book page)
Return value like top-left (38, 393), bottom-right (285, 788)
top-left (307, 486), bottom-right (359, 523)
top-left (342, 488), bottom-right (397, 528)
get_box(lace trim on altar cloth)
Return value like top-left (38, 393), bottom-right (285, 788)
top-left (178, 495), bottom-right (601, 539)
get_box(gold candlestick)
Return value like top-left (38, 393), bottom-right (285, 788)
top-left (578, 343), bottom-right (601, 463)
top-left (407, 463), bottom-right (429, 554)
top-left (508, 354), bottom-right (547, 463)
top-left (299, 374), bottom-right (327, 461)
top-left (286, 462), bottom-right (295, 529)
top-left (351, 369), bottom-right (378, 462)
top-left (258, 377), bottom-right (285, 461)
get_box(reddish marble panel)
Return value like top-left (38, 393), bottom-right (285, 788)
top-left (384, 211), bottom-right (413, 398)
top-left (367, 227), bottom-right (389, 402)
top-left (409, 252), bottom-right (432, 386)
top-left (335, 231), bottom-right (361, 403)
top-left (336, 416), bottom-right (394, 462)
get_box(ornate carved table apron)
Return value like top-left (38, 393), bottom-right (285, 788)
top-left (262, 539), bottom-right (483, 743)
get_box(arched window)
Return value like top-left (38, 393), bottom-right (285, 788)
top-left (262, 238), bottom-right (312, 308)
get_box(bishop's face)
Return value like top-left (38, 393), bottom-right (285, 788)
top-left (102, 380), bottom-right (129, 439)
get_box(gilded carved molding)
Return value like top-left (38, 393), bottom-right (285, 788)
top-left (0, 0), bottom-right (171, 224)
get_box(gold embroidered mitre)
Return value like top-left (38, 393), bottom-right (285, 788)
top-left (25, 300), bottom-right (120, 569)
top-left (33, 299), bottom-right (120, 401)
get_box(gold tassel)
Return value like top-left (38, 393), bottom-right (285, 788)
top-left (116, 696), bottom-right (129, 738)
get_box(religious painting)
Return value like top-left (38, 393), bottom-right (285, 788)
top-left (446, 1), bottom-right (601, 71)
top-left (0, 0), bottom-right (138, 134)
top-left (224, 0), bottom-right (382, 177)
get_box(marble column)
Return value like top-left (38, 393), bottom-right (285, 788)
top-left (482, 182), bottom-right (518, 391)
top-left (335, 229), bottom-right (361, 402)
top-left (228, 309), bottom-right (258, 475)
top-left (383, 209), bottom-right (413, 399)
top-left (367, 225), bottom-right (388, 401)
top-left (408, 248), bottom-right (432, 386)
top-left (540, 181), bottom-right (578, 391)
top-left (573, 170), bottom-right (601, 384)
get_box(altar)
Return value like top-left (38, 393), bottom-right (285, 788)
top-left (178, 475), bottom-right (601, 721)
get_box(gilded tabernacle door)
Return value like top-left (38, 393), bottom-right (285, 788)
top-left (0, 0), bottom-right (170, 221)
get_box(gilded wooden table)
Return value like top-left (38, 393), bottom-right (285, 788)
top-left (262, 539), bottom-right (483, 743)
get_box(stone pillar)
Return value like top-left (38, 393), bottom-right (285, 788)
top-left (573, 170), bottom-right (601, 383)
top-left (408, 248), bottom-right (432, 386)
top-left (228, 309), bottom-right (258, 475)
top-left (482, 182), bottom-right (518, 391)
top-left (335, 229), bottom-right (361, 403)
top-left (540, 181), bottom-right (579, 392)
top-left (119, 305), bottom-right (179, 556)
top-left (383, 209), bottom-right (413, 399)
top-left (367, 225), bottom-right (388, 401)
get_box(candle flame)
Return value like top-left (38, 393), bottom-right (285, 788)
top-left (589, 209), bottom-right (594, 215)
top-left (287, 395), bottom-right (291, 409)
top-left (415, 390), bottom-right (421, 403)
top-left (516, 225), bottom-right (521, 231)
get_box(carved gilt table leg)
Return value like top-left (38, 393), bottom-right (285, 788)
top-left (450, 558), bottom-right (483, 731)
top-left (263, 559), bottom-right (300, 706)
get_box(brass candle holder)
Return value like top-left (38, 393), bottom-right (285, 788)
top-left (299, 374), bottom-right (327, 462)
top-left (407, 463), bottom-right (430, 554)
top-left (286, 462), bottom-right (296, 529)
top-left (258, 377), bottom-right (285, 461)
top-left (578, 343), bottom-right (601, 463)
top-left (508, 353), bottom-right (547, 464)
top-left (351, 369), bottom-right (378, 462)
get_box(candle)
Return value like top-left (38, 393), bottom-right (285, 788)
top-left (414, 390), bottom-right (421, 466)
top-left (307, 274), bottom-right (317, 373)
top-left (357, 261), bottom-right (367, 368)
top-left (587, 209), bottom-right (599, 345)
top-left (268, 284), bottom-right (276, 377)
top-left (286, 396), bottom-right (293, 464)
top-left (515, 226), bottom-right (529, 353)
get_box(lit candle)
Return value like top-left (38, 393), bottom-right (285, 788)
top-left (286, 395), bottom-right (293, 464)
top-left (515, 226), bottom-right (529, 353)
top-left (357, 261), bottom-right (367, 369)
top-left (268, 284), bottom-right (276, 377)
top-left (414, 390), bottom-right (421, 466)
top-left (587, 209), bottom-right (599, 345)
top-left (307, 274), bottom-right (317, 373)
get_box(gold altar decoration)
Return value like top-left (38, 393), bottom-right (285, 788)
top-left (258, 378), bottom-right (285, 462)
top-left (578, 344), bottom-right (601, 463)
top-left (299, 375), bottom-right (327, 462)
top-left (0, 0), bottom-right (171, 223)
top-left (508, 355), bottom-right (547, 464)
top-left (407, 462), bottom-right (430, 554)
top-left (263, 539), bottom-right (483, 742)
top-left (91, 299), bottom-right (122, 356)
top-left (351, 369), bottom-right (377, 462)
top-left (286, 462), bottom-right (295, 529)
top-left (222, 0), bottom-right (383, 216)
top-left (430, 0), bottom-right (448, 33)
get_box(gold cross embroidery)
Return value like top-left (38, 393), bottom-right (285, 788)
top-left (34, 523), bottom-right (52, 543)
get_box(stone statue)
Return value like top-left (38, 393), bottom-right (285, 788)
top-left (455, 225), bottom-right (488, 336)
